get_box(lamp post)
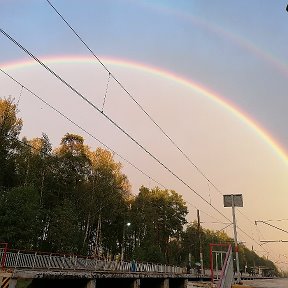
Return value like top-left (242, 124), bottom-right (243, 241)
top-left (121, 222), bottom-right (131, 261)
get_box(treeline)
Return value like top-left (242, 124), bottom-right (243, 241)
top-left (0, 97), bottom-right (278, 274)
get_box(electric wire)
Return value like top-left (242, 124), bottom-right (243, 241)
top-left (237, 226), bottom-right (270, 254)
top-left (1, 67), bottom-right (226, 226)
top-left (234, 209), bottom-right (275, 257)
top-left (217, 223), bottom-right (233, 233)
top-left (45, 0), bottom-right (224, 197)
top-left (46, 3), bottom-right (278, 248)
top-left (2, 28), bottom-right (271, 255)
top-left (187, 201), bottom-right (226, 225)
top-left (44, 1), bottom-right (273, 247)
top-left (1, 6), bottom-right (283, 265)
top-left (17, 85), bottom-right (23, 105)
top-left (238, 211), bottom-right (288, 260)
top-left (17, 138), bottom-right (225, 231)
top-left (46, 2), bottom-right (271, 247)
top-left (0, 27), bottom-right (231, 223)
top-left (46, 2), bottom-right (272, 246)
top-left (257, 219), bottom-right (288, 223)
top-left (2, 72), bottom-right (271, 262)
top-left (0, 67), bottom-right (164, 189)
top-left (255, 221), bottom-right (288, 235)
top-left (101, 72), bottom-right (110, 113)
top-left (1, 26), bottom-right (271, 259)
top-left (1, 29), bottom-right (272, 264)
top-left (44, 0), bottom-right (238, 238)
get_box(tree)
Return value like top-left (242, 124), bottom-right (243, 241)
top-left (130, 186), bottom-right (188, 263)
top-left (0, 186), bottom-right (40, 249)
top-left (0, 97), bottom-right (22, 188)
top-left (83, 147), bottom-right (131, 258)
top-left (181, 223), bottom-right (279, 275)
top-left (46, 200), bottom-right (81, 253)
top-left (53, 133), bottom-right (91, 200)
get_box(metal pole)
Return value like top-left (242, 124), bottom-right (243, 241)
top-left (232, 195), bottom-right (241, 283)
top-left (121, 223), bottom-right (125, 262)
top-left (209, 244), bottom-right (214, 283)
top-left (197, 210), bottom-right (204, 276)
top-left (215, 253), bottom-right (219, 279)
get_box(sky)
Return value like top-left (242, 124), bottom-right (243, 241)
top-left (1, 0), bottom-right (288, 270)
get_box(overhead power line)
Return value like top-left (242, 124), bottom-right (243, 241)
top-left (0, 67), bottom-right (227, 227)
top-left (0, 27), bottom-right (230, 223)
top-left (237, 226), bottom-right (270, 254)
top-left (0, 67), bottom-right (164, 189)
top-left (257, 219), bottom-right (288, 223)
top-left (2, 71), bottom-right (269, 258)
top-left (45, 0), bottom-right (223, 197)
top-left (255, 220), bottom-right (288, 235)
top-left (1, 7), bottom-right (279, 260)
top-left (44, 2), bottom-right (278, 258)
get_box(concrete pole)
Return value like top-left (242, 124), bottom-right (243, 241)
top-left (215, 253), bottom-right (219, 280)
top-left (231, 195), bottom-right (241, 283)
top-left (197, 210), bottom-right (204, 276)
top-left (121, 224), bottom-right (125, 262)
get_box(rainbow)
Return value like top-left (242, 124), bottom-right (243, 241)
top-left (140, 3), bottom-right (288, 79)
top-left (1, 55), bottom-right (287, 165)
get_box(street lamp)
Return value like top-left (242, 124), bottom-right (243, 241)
top-left (121, 222), bottom-right (131, 261)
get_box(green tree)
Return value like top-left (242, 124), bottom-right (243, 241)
top-left (0, 186), bottom-right (40, 249)
top-left (0, 97), bottom-right (22, 188)
top-left (131, 186), bottom-right (188, 263)
top-left (46, 200), bottom-right (81, 253)
top-left (84, 148), bottom-right (131, 258)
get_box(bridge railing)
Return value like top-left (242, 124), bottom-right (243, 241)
top-left (0, 249), bottom-right (184, 274)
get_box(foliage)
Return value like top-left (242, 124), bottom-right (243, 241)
top-left (0, 97), bottom-right (22, 188)
top-left (0, 186), bottom-right (40, 249)
top-left (129, 186), bottom-right (188, 263)
top-left (181, 222), bottom-right (279, 275)
top-left (0, 96), bottom-right (280, 274)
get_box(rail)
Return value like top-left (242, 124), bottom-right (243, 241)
top-left (0, 248), bottom-right (184, 274)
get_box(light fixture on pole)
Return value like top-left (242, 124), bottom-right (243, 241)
top-left (223, 194), bottom-right (243, 284)
top-left (121, 222), bottom-right (131, 261)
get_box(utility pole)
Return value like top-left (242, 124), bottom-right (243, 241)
top-left (231, 195), bottom-right (241, 284)
top-left (197, 209), bottom-right (204, 276)
top-left (224, 194), bottom-right (243, 284)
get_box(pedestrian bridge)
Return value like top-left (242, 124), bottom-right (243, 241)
top-left (0, 249), bottom-right (191, 288)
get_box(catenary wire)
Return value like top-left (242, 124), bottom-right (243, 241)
top-left (1, 9), bottom-right (281, 263)
top-left (101, 72), bottom-right (111, 113)
top-left (3, 84), bottom-right (271, 262)
top-left (0, 27), bottom-right (231, 223)
top-left (1, 29), bottom-right (272, 262)
top-left (44, 0), bottom-right (280, 261)
top-left (237, 226), bottom-right (270, 254)
top-left (45, 0), bottom-right (223, 197)
top-left (0, 67), bottom-right (164, 189)
top-left (1, 67), bottom-right (227, 226)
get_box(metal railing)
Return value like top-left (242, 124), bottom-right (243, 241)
top-left (0, 243), bottom-right (8, 270)
top-left (217, 245), bottom-right (234, 288)
top-left (0, 248), bottom-right (184, 274)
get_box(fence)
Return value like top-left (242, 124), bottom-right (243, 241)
top-left (0, 247), bottom-right (184, 274)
